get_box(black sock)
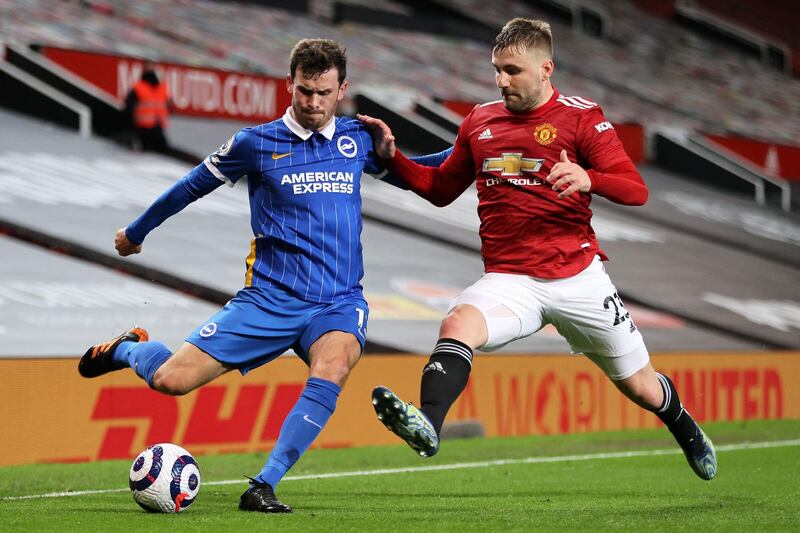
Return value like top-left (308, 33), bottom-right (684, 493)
top-left (654, 372), bottom-right (698, 445)
top-left (419, 338), bottom-right (472, 435)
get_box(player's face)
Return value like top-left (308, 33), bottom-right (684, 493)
top-left (287, 67), bottom-right (348, 131)
top-left (492, 46), bottom-right (553, 113)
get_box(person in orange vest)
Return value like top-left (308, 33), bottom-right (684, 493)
top-left (125, 62), bottom-right (170, 152)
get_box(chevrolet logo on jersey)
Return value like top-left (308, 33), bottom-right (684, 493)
top-left (482, 153), bottom-right (544, 176)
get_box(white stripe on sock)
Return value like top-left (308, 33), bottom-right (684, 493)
top-left (656, 373), bottom-right (671, 414)
top-left (433, 342), bottom-right (473, 364)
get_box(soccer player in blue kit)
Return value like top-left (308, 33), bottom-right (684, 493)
top-left (78, 39), bottom-right (439, 513)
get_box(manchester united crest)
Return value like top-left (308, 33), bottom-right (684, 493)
top-left (533, 123), bottom-right (557, 145)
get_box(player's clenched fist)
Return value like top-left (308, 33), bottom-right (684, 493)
top-left (546, 150), bottom-right (591, 199)
top-left (115, 227), bottom-right (142, 256)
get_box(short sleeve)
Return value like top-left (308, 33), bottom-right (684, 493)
top-left (360, 129), bottom-right (384, 176)
top-left (201, 128), bottom-right (255, 186)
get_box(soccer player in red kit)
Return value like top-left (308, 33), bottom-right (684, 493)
top-left (359, 17), bottom-right (717, 480)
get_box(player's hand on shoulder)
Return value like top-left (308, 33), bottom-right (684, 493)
top-left (115, 227), bottom-right (142, 256)
top-left (356, 113), bottom-right (396, 159)
top-left (546, 150), bottom-right (591, 199)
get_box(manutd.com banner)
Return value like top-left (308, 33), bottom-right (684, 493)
top-left (40, 47), bottom-right (291, 122)
top-left (1, 352), bottom-right (798, 466)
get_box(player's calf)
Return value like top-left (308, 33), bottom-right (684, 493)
top-left (150, 369), bottom-right (197, 396)
top-left (616, 365), bottom-right (717, 480)
top-left (419, 338), bottom-right (474, 434)
top-left (253, 378), bottom-right (341, 490)
top-left (147, 343), bottom-right (230, 395)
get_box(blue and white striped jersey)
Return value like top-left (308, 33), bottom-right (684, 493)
top-left (197, 109), bottom-right (383, 303)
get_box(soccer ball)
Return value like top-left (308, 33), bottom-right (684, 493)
top-left (128, 443), bottom-right (201, 513)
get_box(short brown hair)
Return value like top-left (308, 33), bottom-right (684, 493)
top-left (290, 39), bottom-right (347, 84)
top-left (493, 18), bottom-right (553, 58)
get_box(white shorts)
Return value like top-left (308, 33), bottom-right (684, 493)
top-left (451, 256), bottom-right (648, 380)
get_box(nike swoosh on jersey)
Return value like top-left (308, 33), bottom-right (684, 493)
top-left (272, 152), bottom-right (293, 160)
top-left (303, 414), bottom-right (322, 429)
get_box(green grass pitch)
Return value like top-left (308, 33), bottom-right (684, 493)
top-left (1, 420), bottom-right (798, 531)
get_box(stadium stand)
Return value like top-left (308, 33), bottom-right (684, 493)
top-left (675, 0), bottom-right (798, 72)
top-left (689, 0), bottom-right (798, 48)
top-left (436, 0), bottom-right (800, 143)
top-left (1, 0), bottom-right (798, 144)
top-left (335, 0), bottom-right (412, 15)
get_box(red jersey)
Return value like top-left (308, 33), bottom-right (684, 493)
top-left (388, 87), bottom-right (648, 278)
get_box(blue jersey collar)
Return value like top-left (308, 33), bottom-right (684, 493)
top-left (282, 107), bottom-right (336, 141)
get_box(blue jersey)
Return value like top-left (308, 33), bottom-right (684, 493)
top-left (197, 110), bottom-right (383, 303)
top-left (124, 110), bottom-right (450, 305)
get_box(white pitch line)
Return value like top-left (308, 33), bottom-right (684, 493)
top-left (3, 438), bottom-right (798, 502)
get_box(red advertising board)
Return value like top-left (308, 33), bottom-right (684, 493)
top-left (706, 133), bottom-right (800, 181)
top-left (1, 351), bottom-right (798, 466)
top-left (41, 47), bottom-right (291, 123)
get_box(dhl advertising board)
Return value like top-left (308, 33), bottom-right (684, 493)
top-left (1, 352), bottom-right (798, 466)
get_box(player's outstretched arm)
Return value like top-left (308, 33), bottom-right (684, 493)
top-left (387, 150), bottom-right (473, 207)
top-left (378, 147), bottom-right (454, 190)
top-left (120, 170), bottom-right (224, 256)
top-left (358, 115), bottom-right (473, 207)
top-left (411, 147), bottom-right (453, 168)
top-left (587, 160), bottom-right (648, 205)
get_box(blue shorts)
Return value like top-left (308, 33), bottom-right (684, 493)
top-left (186, 286), bottom-right (369, 374)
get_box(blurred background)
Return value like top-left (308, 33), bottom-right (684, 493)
top-left (0, 0), bottom-right (798, 465)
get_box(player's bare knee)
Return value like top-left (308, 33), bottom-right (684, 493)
top-left (439, 309), bottom-right (470, 337)
top-left (308, 332), bottom-right (361, 386)
top-left (439, 306), bottom-right (485, 347)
